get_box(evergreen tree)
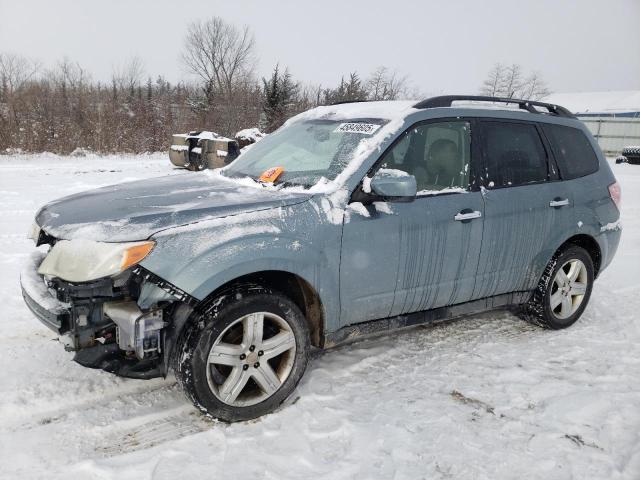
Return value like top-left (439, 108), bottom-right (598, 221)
top-left (262, 64), bottom-right (298, 132)
top-left (322, 72), bottom-right (368, 104)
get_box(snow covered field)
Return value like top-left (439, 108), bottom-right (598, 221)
top-left (0, 153), bottom-right (639, 479)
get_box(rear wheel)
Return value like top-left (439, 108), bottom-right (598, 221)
top-left (520, 245), bottom-right (594, 329)
top-left (174, 287), bottom-right (310, 422)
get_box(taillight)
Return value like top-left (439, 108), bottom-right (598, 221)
top-left (608, 181), bottom-right (621, 210)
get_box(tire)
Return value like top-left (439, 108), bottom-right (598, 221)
top-left (173, 286), bottom-right (310, 422)
top-left (519, 245), bottom-right (594, 329)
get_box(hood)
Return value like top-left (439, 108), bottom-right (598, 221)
top-left (35, 173), bottom-right (309, 242)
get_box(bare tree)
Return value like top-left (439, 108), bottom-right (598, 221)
top-left (0, 53), bottom-right (40, 93)
top-left (480, 63), bottom-right (551, 100)
top-left (500, 64), bottom-right (523, 98)
top-left (182, 17), bottom-right (255, 101)
top-left (519, 72), bottom-right (551, 100)
top-left (111, 56), bottom-right (145, 92)
top-left (50, 57), bottom-right (90, 90)
top-left (480, 63), bottom-right (506, 97)
top-left (366, 66), bottom-right (408, 100)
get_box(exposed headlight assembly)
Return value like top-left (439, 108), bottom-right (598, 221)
top-left (38, 239), bottom-right (155, 282)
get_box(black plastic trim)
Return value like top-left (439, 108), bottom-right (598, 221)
top-left (413, 95), bottom-right (576, 118)
top-left (132, 266), bottom-right (199, 307)
top-left (73, 342), bottom-right (164, 379)
top-left (50, 276), bottom-right (117, 302)
top-left (323, 291), bottom-right (531, 348)
top-left (330, 99), bottom-right (370, 105)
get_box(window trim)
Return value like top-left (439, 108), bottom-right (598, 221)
top-left (355, 117), bottom-right (482, 201)
top-left (477, 118), bottom-right (559, 191)
top-left (536, 124), bottom-right (562, 182)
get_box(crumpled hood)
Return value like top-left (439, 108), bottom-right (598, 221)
top-left (35, 173), bottom-right (309, 242)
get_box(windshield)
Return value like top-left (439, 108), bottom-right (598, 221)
top-left (222, 119), bottom-right (388, 188)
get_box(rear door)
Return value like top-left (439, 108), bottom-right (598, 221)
top-left (474, 120), bottom-right (575, 298)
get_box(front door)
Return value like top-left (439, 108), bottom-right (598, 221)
top-left (339, 119), bottom-right (484, 326)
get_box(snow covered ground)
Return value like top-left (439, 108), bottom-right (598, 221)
top-left (0, 153), bottom-right (639, 479)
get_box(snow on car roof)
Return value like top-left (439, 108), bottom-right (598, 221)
top-left (283, 100), bottom-right (418, 127)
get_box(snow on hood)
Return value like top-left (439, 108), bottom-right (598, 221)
top-left (35, 173), bottom-right (309, 242)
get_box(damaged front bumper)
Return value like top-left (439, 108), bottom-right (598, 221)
top-left (21, 252), bottom-right (71, 334)
top-left (20, 251), bottom-right (195, 379)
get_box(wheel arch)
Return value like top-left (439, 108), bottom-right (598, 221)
top-left (196, 270), bottom-right (325, 348)
top-left (556, 234), bottom-right (602, 277)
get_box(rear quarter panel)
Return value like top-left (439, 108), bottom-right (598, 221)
top-left (549, 119), bottom-right (621, 274)
top-left (571, 150), bottom-right (621, 275)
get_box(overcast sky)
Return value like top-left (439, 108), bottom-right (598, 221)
top-left (1, 0), bottom-right (638, 95)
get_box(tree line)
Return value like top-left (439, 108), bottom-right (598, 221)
top-left (0, 17), bottom-right (550, 154)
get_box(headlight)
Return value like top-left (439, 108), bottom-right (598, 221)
top-left (37, 239), bottom-right (155, 282)
top-left (27, 221), bottom-right (41, 243)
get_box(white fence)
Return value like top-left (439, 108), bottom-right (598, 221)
top-left (579, 116), bottom-right (640, 155)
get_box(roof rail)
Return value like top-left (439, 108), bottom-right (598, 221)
top-left (413, 95), bottom-right (575, 118)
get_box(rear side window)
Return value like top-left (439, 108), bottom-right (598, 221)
top-left (542, 124), bottom-right (599, 179)
top-left (481, 121), bottom-right (549, 188)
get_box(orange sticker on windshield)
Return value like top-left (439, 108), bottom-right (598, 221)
top-left (259, 166), bottom-right (284, 183)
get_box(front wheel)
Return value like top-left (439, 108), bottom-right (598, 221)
top-left (520, 245), bottom-right (594, 329)
top-left (174, 287), bottom-right (310, 422)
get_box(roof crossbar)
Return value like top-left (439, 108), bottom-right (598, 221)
top-left (413, 95), bottom-right (575, 118)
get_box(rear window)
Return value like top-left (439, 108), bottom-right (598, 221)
top-left (542, 124), bottom-right (599, 179)
top-left (481, 121), bottom-right (549, 188)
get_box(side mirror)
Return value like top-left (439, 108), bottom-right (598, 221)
top-left (368, 168), bottom-right (417, 202)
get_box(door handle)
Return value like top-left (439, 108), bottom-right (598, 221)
top-left (454, 210), bottom-right (482, 222)
top-left (549, 198), bottom-right (569, 207)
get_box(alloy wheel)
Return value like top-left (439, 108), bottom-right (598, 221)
top-left (550, 259), bottom-right (589, 320)
top-left (206, 312), bottom-right (297, 407)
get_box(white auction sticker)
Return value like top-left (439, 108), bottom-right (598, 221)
top-left (334, 123), bottom-right (381, 135)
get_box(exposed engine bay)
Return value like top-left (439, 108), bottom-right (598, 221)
top-left (21, 236), bottom-right (196, 379)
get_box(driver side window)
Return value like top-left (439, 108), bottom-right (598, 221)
top-left (378, 121), bottom-right (472, 193)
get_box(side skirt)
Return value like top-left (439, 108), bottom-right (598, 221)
top-left (323, 291), bottom-right (532, 348)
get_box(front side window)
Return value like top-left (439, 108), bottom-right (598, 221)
top-left (542, 123), bottom-right (599, 179)
top-left (377, 121), bottom-right (472, 193)
top-left (481, 121), bottom-right (549, 188)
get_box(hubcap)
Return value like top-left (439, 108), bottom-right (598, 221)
top-left (206, 312), bottom-right (296, 407)
top-left (550, 259), bottom-right (588, 320)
